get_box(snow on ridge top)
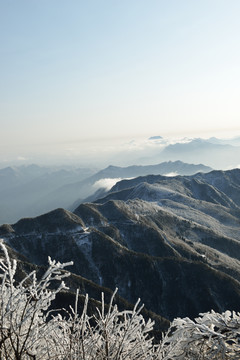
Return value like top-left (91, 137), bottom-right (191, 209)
top-left (5, 224), bottom-right (87, 238)
top-left (12, 208), bottom-right (86, 234)
top-left (130, 182), bottom-right (182, 202)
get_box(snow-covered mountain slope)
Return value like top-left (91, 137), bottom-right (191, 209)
top-left (1, 169), bottom-right (240, 322)
top-left (65, 160), bottom-right (212, 210)
top-left (0, 161), bottom-right (211, 225)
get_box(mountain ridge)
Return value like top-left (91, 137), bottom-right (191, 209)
top-left (1, 168), bottom-right (240, 322)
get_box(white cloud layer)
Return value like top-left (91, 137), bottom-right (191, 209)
top-left (163, 172), bottom-right (179, 177)
top-left (93, 178), bottom-right (123, 190)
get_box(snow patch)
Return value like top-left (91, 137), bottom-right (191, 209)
top-left (73, 232), bottom-right (104, 287)
top-left (74, 233), bottom-right (90, 247)
top-left (135, 214), bottom-right (139, 221)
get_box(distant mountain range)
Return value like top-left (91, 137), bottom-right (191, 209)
top-left (160, 139), bottom-right (237, 168)
top-left (69, 160), bottom-right (212, 209)
top-left (0, 164), bottom-right (96, 224)
top-left (0, 161), bottom-right (211, 225)
top-left (139, 138), bottom-right (240, 168)
top-left (1, 168), bottom-right (240, 325)
top-left (2, 135), bottom-right (240, 225)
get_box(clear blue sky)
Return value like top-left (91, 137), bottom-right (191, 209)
top-left (1, 0), bottom-right (240, 160)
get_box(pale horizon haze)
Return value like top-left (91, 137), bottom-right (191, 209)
top-left (1, 0), bottom-right (240, 165)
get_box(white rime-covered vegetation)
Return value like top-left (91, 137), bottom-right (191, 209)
top-left (0, 240), bottom-right (240, 359)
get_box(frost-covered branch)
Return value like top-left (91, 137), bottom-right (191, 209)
top-left (1, 239), bottom-right (240, 359)
top-left (0, 240), bottom-right (72, 359)
top-left (158, 310), bottom-right (240, 359)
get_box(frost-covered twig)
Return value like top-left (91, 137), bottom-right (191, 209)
top-left (0, 240), bottom-right (72, 359)
top-left (1, 238), bottom-right (240, 359)
top-left (158, 310), bottom-right (240, 359)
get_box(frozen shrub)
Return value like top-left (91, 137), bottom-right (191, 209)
top-left (0, 241), bottom-right (157, 359)
top-left (157, 308), bottom-right (240, 359)
top-left (0, 239), bottom-right (240, 359)
top-left (0, 240), bottom-right (72, 359)
top-left (58, 289), bottom-right (157, 359)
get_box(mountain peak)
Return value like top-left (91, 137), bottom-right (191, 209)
top-left (12, 208), bottom-right (85, 234)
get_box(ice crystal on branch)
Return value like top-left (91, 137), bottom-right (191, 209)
top-left (0, 240), bottom-right (73, 359)
top-left (0, 239), bottom-right (240, 359)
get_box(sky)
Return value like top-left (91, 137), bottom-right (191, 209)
top-left (1, 0), bottom-right (240, 165)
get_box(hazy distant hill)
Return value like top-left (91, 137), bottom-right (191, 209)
top-left (0, 165), bottom-right (96, 224)
top-left (0, 161), bottom-right (211, 225)
top-left (2, 169), bottom-right (240, 322)
top-left (68, 160), bottom-right (212, 209)
top-left (208, 136), bottom-right (240, 146)
top-left (92, 160), bottom-right (211, 178)
top-left (154, 139), bottom-right (240, 168)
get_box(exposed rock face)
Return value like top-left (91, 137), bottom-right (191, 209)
top-left (1, 169), bottom-right (240, 321)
